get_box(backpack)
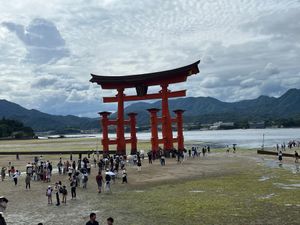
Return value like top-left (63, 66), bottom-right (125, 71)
top-left (47, 188), bottom-right (52, 196)
top-left (62, 189), bottom-right (67, 195)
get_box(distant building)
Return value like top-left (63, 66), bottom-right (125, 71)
top-left (248, 121), bottom-right (265, 129)
top-left (209, 121), bottom-right (234, 130)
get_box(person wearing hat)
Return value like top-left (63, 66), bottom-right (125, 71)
top-left (0, 196), bottom-right (8, 225)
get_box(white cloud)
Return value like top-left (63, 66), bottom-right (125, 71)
top-left (0, 0), bottom-right (299, 116)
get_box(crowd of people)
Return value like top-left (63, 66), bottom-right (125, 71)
top-left (0, 196), bottom-right (113, 225)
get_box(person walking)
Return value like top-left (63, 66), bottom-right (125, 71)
top-left (46, 186), bottom-right (53, 204)
top-left (95, 172), bottom-right (103, 193)
top-left (295, 151), bottom-right (299, 163)
top-left (82, 172), bottom-right (88, 189)
top-left (0, 196), bottom-right (8, 225)
top-left (278, 151), bottom-right (283, 163)
top-left (86, 213), bottom-right (99, 225)
top-left (122, 168), bottom-right (127, 184)
top-left (61, 186), bottom-right (67, 204)
top-left (70, 177), bottom-right (77, 199)
top-left (25, 174), bottom-right (31, 189)
top-left (1, 167), bottom-right (6, 181)
top-left (54, 182), bottom-right (60, 206)
top-left (12, 171), bottom-right (19, 186)
top-left (105, 172), bottom-right (112, 193)
top-left (137, 160), bottom-right (142, 171)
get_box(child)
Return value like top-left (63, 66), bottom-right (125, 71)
top-left (25, 174), bottom-right (31, 189)
top-left (61, 185), bottom-right (67, 204)
top-left (46, 186), bottom-right (53, 204)
top-left (12, 170), bottom-right (19, 186)
top-left (122, 169), bottom-right (127, 184)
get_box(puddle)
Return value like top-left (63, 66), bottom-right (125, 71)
top-left (259, 176), bottom-right (271, 182)
top-left (259, 193), bottom-right (275, 199)
top-left (134, 190), bottom-right (145, 193)
top-left (274, 183), bottom-right (300, 190)
top-left (257, 158), bottom-right (300, 174)
top-left (189, 190), bottom-right (205, 193)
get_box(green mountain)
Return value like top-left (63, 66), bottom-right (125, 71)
top-left (122, 88), bottom-right (300, 125)
top-left (0, 100), bottom-right (99, 132)
top-left (1, 89), bottom-right (300, 132)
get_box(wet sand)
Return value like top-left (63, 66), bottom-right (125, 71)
top-left (0, 144), bottom-right (299, 225)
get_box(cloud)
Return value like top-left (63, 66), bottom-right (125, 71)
top-left (2, 18), bottom-right (69, 64)
top-left (242, 7), bottom-right (300, 41)
top-left (0, 0), bottom-right (300, 117)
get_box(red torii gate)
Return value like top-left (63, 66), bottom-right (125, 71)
top-left (90, 60), bottom-right (200, 155)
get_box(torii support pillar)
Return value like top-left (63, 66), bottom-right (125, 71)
top-left (116, 88), bottom-right (126, 155)
top-left (161, 84), bottom-right (174, 151)
top-left (99, 111), bottom-right (111, 156)
top-left (174, 110), bottom-right (185, 151)
top-left (147, 108), bottom-right (160, 154)
top-left (128, 112), bottom-right (138, 155)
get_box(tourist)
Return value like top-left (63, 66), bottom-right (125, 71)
top-left (26, 162), bottom-right (33, 176)
top-left (160, 154), bottom-right (166, 166)
top-left (295, 151), bottom-right (299, 163)
top-left (122, 168), bottom-right (127, 184)
top-left (9, 166), bottom-right (15, 178)
top-left (70, 177), bottom-right (77, 199)
top-left (107, 217), bottom-right (114, 225)
top-left (105, 171), bottom-right (112, 192)
top-left (82, 171), bottom-right (89, 189)
top-left (233, 144), bottom-right (237, 153)
top-left (86, 212), bottom-right (99, 225)
top-left (61, 186), bottom-right (68, 204)
top-left (54, 182), bottom-right (60, 206)
top-left (25, 174), bottom-right (31, 189)
top-left (137, 160), bottom-right (142, 171)
top-left (0, 196), bottom-right (8, 225)
top-left (46, 186), bottom-right (53, 204)
top-left (12, 170), bottom-right (19, 186)
top-left (1, 167), bottom-right (6, 181)
top-left (96, 172), bottom-right (103, 193)
top-left (278, 151), bottom-right (283, 163)
top-left (147, 151), bottom-right (152, 164)
top-left (57, 160), bottom-right (63, 175)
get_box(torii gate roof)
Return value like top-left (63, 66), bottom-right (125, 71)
top-left (90, 60), bottom-right (200, 89)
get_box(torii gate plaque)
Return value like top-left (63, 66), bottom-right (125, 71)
top-left (90, 60), bottom-right (200, 155)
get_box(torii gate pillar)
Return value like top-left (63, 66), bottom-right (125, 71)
top-left (147, 108), bottom-right (160, 154)
top-left (116, 88), bottom-right (126, 155)
top-left (174, 110), bottom-right (185, 151)
top-left (161, 84), bottom-right (174, 151)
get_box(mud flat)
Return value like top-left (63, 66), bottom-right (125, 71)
top-left (0, 139), bottom-right (299, 225)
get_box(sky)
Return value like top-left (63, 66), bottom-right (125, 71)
top-left (0, 0), bottom-right (300, 117)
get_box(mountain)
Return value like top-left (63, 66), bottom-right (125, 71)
top-left (1, 89), bottom-right (300, 132)
top-left (0, 100), bottom-right (99, 132)
top-left (122, 88), bottom-right (300, 125)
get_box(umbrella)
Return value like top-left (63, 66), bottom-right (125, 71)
top-left (105, 171), bottom-right (115, 176)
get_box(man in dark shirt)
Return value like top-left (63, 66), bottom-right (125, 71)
top-left (0, 196), bottom-right (8, 225)
top-left (86, 213), bottom-right (99, 225)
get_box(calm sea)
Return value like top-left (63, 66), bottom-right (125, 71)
top-left (60, 128), bottom-right (300, 149)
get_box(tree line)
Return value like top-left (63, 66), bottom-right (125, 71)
top-left (0, 118), bottom-right (35, 139)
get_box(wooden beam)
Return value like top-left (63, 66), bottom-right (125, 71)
top-left (103, 90), bottom-right (186, 103)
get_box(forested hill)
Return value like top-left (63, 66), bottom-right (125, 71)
top-left (1, 88), bottom-right (300, 132)
top-left (0, 100), bottom-right (98, 132)
top-left (122, 88), bottom-right (300, 125)
top-left (0, 118), bottom-right (34, 139)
